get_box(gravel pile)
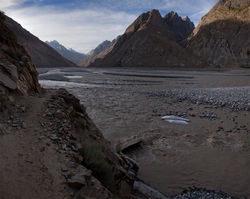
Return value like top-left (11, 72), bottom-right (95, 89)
top-left (173, 187), bottom-right (245, 199)
top-left (145, 87), bottom-right (250, 111)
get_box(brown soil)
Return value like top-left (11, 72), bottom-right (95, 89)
top-left (0, 92), bottom-right (73, 199)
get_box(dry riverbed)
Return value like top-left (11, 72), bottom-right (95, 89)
top-left (39, 67), bottom-right (250, 198)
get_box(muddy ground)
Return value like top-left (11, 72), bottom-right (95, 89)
top-left (39, 67), bottom-right (250, 198)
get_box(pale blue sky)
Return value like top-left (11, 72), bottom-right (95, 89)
top-left (1, 0), bottom-right (217, 53)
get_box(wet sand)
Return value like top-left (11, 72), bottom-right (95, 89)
top-left (39, 67), bottom-right (250, 198)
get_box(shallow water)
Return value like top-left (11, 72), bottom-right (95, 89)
top-left (39, 80), bottom-right (100, 88)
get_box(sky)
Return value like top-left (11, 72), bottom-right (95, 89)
top-left (1, 0), bottom-right (217, 54)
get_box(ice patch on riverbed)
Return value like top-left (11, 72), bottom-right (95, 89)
top-left (161, 115), bottom-right (190, 124)
top-left (39, 80), bottom-right (101, 89)
top-left (64, 75), bottom-right (82, 79)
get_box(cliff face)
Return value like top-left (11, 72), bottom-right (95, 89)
top-left (5, 16), bottom-right (76, 68)
top-left (89, 10), bottom-right (201, 68)
top-left (49, 89), bottom-right (135, 198)
top-left (186, 0), bottom-right (250, 67)
top-left (0, 12), bottom-right (40, 97)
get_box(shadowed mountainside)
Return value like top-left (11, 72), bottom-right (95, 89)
top-left (162, 11), bottom-right (194, 42)
top-left (81, 11), bottom-right (195, 68)
top-left (4, 16), bottom-right (76, 68)
top-left (88, 10), bottom-right (202, 68)
top-left (186, 0), bottom-right (250, 67)
top-left (0, 12), bottom-right (40, 97)
top-left (81, 39), bottom-right (117, 67)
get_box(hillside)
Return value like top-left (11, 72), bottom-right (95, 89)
top-left (4, 16), bottom-right (76, 68)
top-left (0, 12), bottom-right (40, 97)
top-left (81, 39), bottom-right (117, 67)
top-left (186, 0), bottom-right (250, 67)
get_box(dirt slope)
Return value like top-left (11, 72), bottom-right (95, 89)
top-left (0, 89), bottom-right (136, 199)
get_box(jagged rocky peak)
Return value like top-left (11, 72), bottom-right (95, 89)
top-left (46, 40), bottom-right (86, 65)
top-left (88, 9), bottom-right (202, 68)
top-left (92, 40), bottom-right (112, 55)
top-left (0, 11), bottom-right (40, 97)
top-left (80, 39), bottom-right (117, 67)
top-left (213, 0), bottom-right (250, 10)
top-left (164, 11), bottom-right (195, 41)
top-left (182, 16), bottom-right (191, 22)
top-left (49, 40), bottom-right (60, 45)
top-left (124, 9), bottom-right (194, 41)
top-left (125, 9), bottom-right (162, 34)
top-left (164, 11), bottom-right (178, 19)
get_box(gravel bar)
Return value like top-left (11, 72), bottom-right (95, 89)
top-left (145, 86), bottom-right (250, 111)
top-left (173, 187), bottom-right (246, 199)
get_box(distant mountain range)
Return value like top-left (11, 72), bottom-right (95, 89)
top-left (46, 40), bottom-right (86, 65)
top-left (2, 0), bottom-right (250, 69)
top-left (84, 0), bottom-right (250, 68)
top-left (85, 10), bottom-right (201, 68)
top-left (4, 16), bottom-right (76, 68)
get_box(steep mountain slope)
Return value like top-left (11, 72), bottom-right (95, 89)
top-left (186, 0), bottom-right (250, 67)
top-left (4, 16), bottom-right (76, 68)
top-left (0, 12), bottom-right (40, 97)
top-left (46, 40), bottom-right (86, 65)
top-left (81, 40), bottom-right (117, 67)
top-left (89, 10), bottom-right (201, 68)
top-left (163, 11), bottom-right (195, 42)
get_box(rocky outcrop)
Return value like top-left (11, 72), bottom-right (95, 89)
top-left (5, 16), bottom-right (76, 68)
top-left (81, 39), bottom-right (117, 67)
top-left (46, 89), bottom-right (135, 198)
top-left (0, 12), bottom-right (40, 97)
top-left (186, 0), bottom-right (250, 67)
top-left (88, 10), bottom-right (201, 68)
top-left (46, 40), bottom-right (86, 65)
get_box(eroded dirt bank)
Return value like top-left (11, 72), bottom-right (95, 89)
top-left (0, 89), bottom-right (137, 199)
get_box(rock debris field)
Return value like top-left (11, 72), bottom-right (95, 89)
top-left (145, 86), bottom-right (250, 111)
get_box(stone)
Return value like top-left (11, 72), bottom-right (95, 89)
top-left (21, 122), bottom-right (27, 129)
top-left (67, 169), bottom-right (92, 189)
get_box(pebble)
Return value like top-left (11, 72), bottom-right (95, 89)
top-left (173, 187), bottom-right (243, 199)
top-left (145, 87), bottom-right (250, 111)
